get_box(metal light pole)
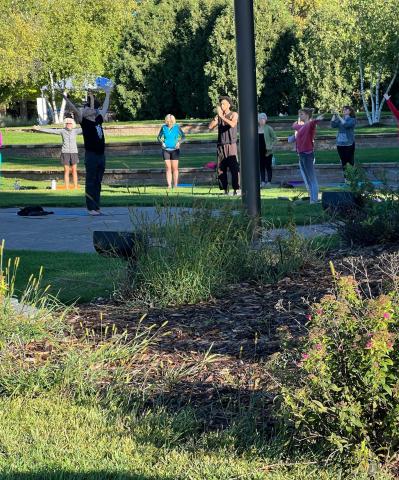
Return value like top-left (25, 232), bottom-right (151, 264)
top-left (234, 0), bottom-right (261, 219)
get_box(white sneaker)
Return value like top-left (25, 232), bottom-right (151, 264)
top-left (260, 181), bottom-right (267, 188)
top-left (265, 182), bottom-right (273, 188)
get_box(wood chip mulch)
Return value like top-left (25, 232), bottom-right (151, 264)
top-left (71, 243), bottom-right (399, 426)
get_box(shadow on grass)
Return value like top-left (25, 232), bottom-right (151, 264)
top-left (0, 473), bottom-right (175, 480)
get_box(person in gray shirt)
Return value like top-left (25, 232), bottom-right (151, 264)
top-left (331, 106), bottom-right (356, 173)
top-left (34, 118), bottom-right (82, 189)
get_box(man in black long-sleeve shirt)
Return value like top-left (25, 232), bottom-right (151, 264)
top-left (63, 87), bottom-right (112, 215)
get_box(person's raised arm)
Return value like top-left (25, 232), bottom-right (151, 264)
top-left (217, 107), bottom-right (238, 128)
top-left (62, 92), bottom-right (82, 123)
top-left (32, 125), bottom-right (61, 135)
top-left (333, 113), bottom-right (354, 127)
top-left (209, 115), bottom-right (218, 130)
top-left (331, 113), bottom-right (340, 128)
top-left (98, 86), bottom-right (112, 119)
top-left (384, 93), bottom-right (399, 122)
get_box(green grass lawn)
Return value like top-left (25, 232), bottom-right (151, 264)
top-left (1, 147), bottom-right (398, 172)
top-left (0, 124), bottom-right (398, 145)
top-left (0, 395), bottom-right (387, 480)
top-left (4, 249), bottom-right (123, 304)
top-left (0, 180), bottom-right (326, 225)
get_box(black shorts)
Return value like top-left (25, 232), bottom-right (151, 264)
top-left (162, 149), bottom-right (180, 161)
top-left (61, 153), bottom-right (79, 166)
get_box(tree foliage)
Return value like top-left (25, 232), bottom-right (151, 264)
top-left (289, 0), bottom-right (357, 111)
top-left (196, 0), bottom-right (294, 113)
top-left (113, 0), bottom-right (225, 119)
top-left (1, 0), bottom-right (399, 120)
top-left (114, 0), bottom-right (293, 118)
top-left (289, 0), bottom-right (399, 121)
top-left (0, 0), bottom-right (135, 106)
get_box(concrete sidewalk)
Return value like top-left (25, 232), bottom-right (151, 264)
top-left (0, 207), bottom-right (192, 253)
top-left (0, 207), bottom-right (336, 253)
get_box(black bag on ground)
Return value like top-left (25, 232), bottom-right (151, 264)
top-left (17, 206), bottom-right (54, 216)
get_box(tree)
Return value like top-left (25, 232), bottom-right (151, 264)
top-left (204, 0), bottom-right (293, 113)
top-left (113, 0), bottom-right (225, 119)
top-left (34, 0), bottom-right (136, 123)
top-left (351, 0), bottom-right (399, 124)
top-left (289, 0), bottom-right (399, 123)
top-left (0, 0), bottom-right (41, 101)
top-left (259, 29), bottom-right (299, 115)
top-left (0, 0), bottom-right (136, 122)
top-left (289, 0), bottom-right (357, 112)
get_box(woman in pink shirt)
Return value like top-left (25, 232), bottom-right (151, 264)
top-left (292, 108), bottom-right (324, 204)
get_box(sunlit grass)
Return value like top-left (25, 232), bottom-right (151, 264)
top-left (1, 147), bottom-right (398, 172)
top-left (0, 180), bottom-right (327, 225)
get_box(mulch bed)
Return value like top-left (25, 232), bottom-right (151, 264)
top-left (72, 243), bottom-right (399, 427)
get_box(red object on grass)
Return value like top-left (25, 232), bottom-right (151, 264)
top-left (204, 161), bottom-right (217, 170)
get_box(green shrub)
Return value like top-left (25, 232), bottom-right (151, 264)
top-left (337, 165), bottom-right (399, 246)
top-left (277, 266), bottom-right (399, 468)
top-left (0, 116), bottom-right (35, 128)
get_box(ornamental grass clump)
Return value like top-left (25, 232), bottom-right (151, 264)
top-left (128, 208), bottom-right (253, 307)
top-left (125, 207), bottom-right (320, 307)
top-left (0, 243), bottom-right (161, 403)
top-left (277, 264), bottom-right (399, 468)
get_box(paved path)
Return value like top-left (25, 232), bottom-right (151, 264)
top-left (0, 207), bottom-right (336, 253)
top-left (0, 207), bottom-right (192, 253)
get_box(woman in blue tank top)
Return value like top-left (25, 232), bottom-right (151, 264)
top-left (157, 114), bottom-right (186, 189)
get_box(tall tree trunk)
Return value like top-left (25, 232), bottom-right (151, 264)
top-left (45, 97), bottom-right (54, 123)
top-left (374, 68), bottom-right (382, 123)
top-left (49, 71), bottom-right (60, 124)
top-left (59, 97), bottom-right (66, 123)
top-left (19, 100), bottom-right (28, 120)
top-left (359, 55), bottom-right (372, 125)
top-left (370, 82), bottom-right (375, 124)
top-left (58, 79), bottom-right (68, 123)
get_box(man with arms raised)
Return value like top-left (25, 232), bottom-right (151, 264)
top-left (63, 86), bottom-right (112, 215)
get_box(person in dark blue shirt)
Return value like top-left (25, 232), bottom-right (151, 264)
top-left (157, 114), bottom-right (186, 189)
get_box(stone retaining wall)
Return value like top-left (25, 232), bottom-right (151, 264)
top-left (3, 134), bottom-right (398, 159)
top-left (18, 117), bottom-right (397, 136)
top-left (4, 163), bottom-right (399, 187)
top-left (102, 118), bottom-right (396, 135)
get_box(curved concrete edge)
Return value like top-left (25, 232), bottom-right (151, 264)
top-left (3, 162), bottom-right (399, 175)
